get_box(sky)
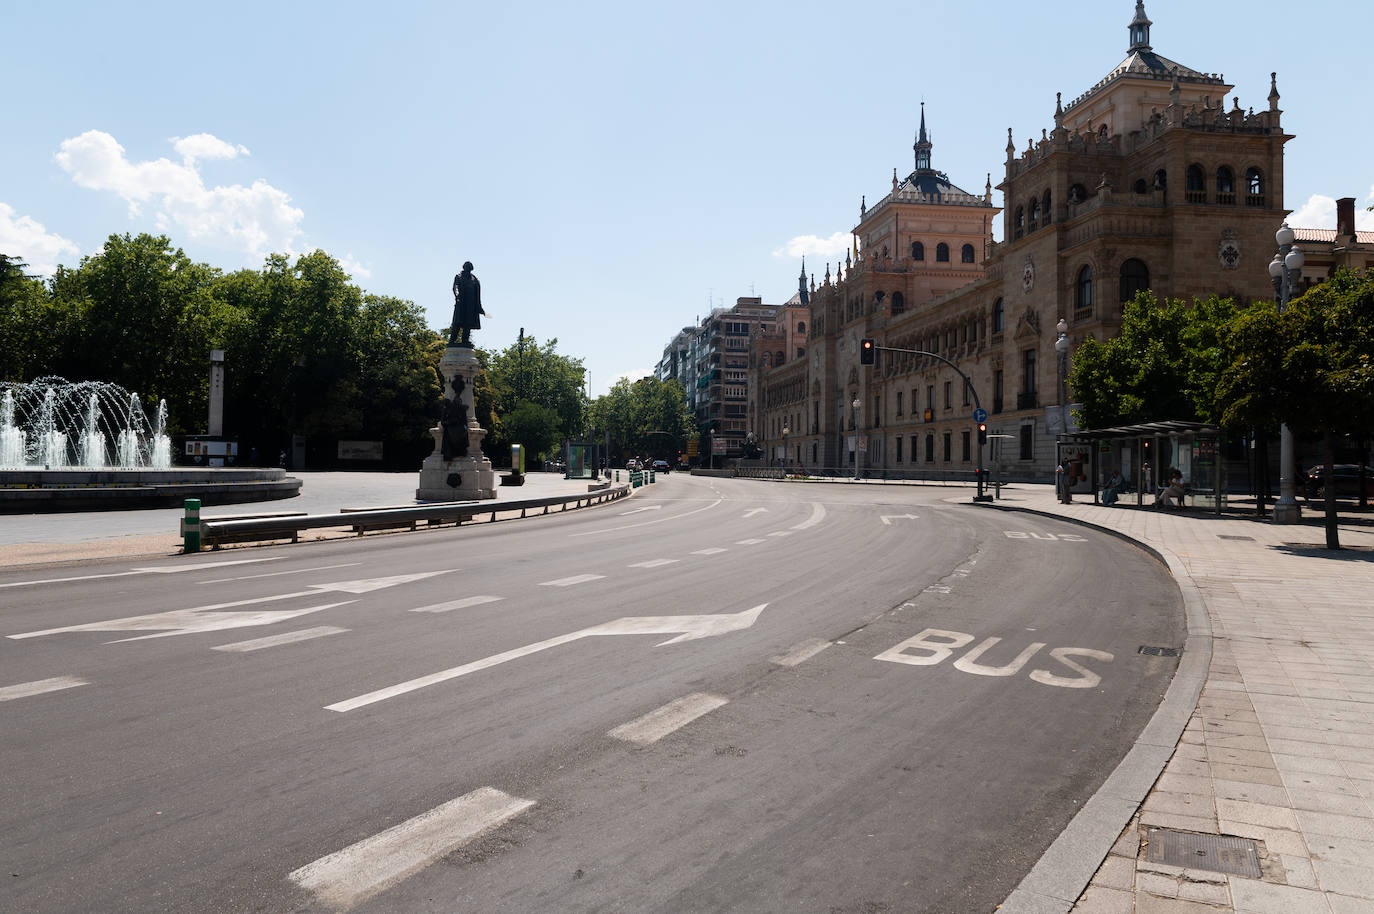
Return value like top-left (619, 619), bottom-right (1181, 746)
top-left (2, 0), bottom-right (1369, 397)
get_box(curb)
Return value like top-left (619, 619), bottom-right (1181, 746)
top-left (969, 501), bottom-right (1214, 914)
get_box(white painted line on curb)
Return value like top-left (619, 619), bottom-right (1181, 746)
top-left (735, 538), bottom-right (765, 545)
top-left (213, 626), bottom-right (348, 652)
top-left (411, 595), bottom-right (504, 614)
top-left (288, 786), bottom-right (535, 910)
top-left (608, 692), bottom-right (729, 745)
top-left (770, 638), bottom-right (832, 667)
top-left (691, 547), bottom-right (727, 555)
top-left (0, 676), bottom-right (88, 702)
top-left (538, 574), bottom-right (606, 587)
top-left (629, 559), bottom-right (679, 568)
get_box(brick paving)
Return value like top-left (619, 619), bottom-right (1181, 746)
top-left (986, 486), bottom-right (1374, 914)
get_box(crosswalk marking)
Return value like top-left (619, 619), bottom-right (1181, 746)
top-left (212, 626), bottom-right (348, 652)
top-left (608, 692), bottom-right (729, 745)
top-left (629, 559), bottom-right (679, 569)
top-left (0, 676), bottom-right (88, 702)
top-left (411, 595), bottom-right (504, 614)
top-left (538, 574), bottom-right (606, 587)
top-left (770, 638), bottom-right (833, 667)
top-left (288, 787), bottom-right (535, 909)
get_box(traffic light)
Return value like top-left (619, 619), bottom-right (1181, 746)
top-left (860, 338), bottom-right (876, 365)
top-left (977, 422), bottom-right (987, 445)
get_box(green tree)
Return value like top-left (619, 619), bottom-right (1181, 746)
top-left (481, 333), bottom-right (586, 460)
top-left (587, 376), bottom-right (694, 460)
top-left (0, 254), bottom-right (66, 382)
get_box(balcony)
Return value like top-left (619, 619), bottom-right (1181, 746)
top-left (1016, 391), bottom-right (1039, 410)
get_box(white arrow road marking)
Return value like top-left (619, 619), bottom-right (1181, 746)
top-left (742, 508), bottom-right (769, 518)
top-left (539, 574), bottom-right (605, 587)
top-left (288, 787), bottom-right (535, 910)
top-left (618, 505), bottom-right (662, 515)
top-left (325, 603), bottom-right (767, 712)
top-left (8, 572), bottom-right (449, 641)
top-left (880, 513), bottom-right (921, 525)
top-left (608, 693), bottom-right (728, 745)
top-left (213, 626), bottom-right (348, 652)
top-left (0, 557), bottom-right (281, 590)
top-left (0, 676), bottom-right (88, 702)
top-left (791, 503), bottom-right (826, 530)
top-left (411, 595), bottom-right (503, 614)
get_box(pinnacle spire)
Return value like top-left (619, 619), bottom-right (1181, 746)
top-left (1128, 1), bottom-right (1152, 52)
top-left (913, 102), bottom-right (933, 172)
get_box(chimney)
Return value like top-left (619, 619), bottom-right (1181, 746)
top-left (1336, 197), bottom-right (1356, 239)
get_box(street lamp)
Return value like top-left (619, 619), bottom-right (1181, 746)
top-left (1054, 318), bottom-right (1070, 433)
top-left (1269, 222), bottom-right (1305, 524)
top-left (782, 424), bottom-right (789, 469)
top-left (852, 396), bottom-right (861, 481)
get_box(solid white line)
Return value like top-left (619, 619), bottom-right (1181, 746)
top-left (629, 559), bottom-right (679, 568)
top-left (0, 676), bottom-right (89, 702)
top-left (0, 557), bottom-right (282, 590)
top-left (771, 638), bottom-right (832, 667)
top-left (212, 626), bottom-right (348, 652)
top-left (410, 595), bottom-right (504, 614)
top-left (791, 502), bottom-right (827, 530)
top-left (135, 558), bottom-right (282, 573)
top-left (569, 498), bottom-right (723, 537)
top-left (691, 547), bottom-right (727, 555)
top-left (199, 563), bottom-right (360, 584)
top-left (608, 692), bottom-right (729, 745)
top-left (735, 538), bottom-right (765, 545)
top-left (288, 787), bottom-right (535, 909)
top-left (539, 574), bottom-right (605, 587)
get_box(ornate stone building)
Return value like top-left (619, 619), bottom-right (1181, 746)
top-left (758, 1), bottom-right (1290, 479)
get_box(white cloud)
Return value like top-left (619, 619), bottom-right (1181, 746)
top-left (338, 253), bottom-right (372, 280)
top-left (55, 129), bottom-right (304, 259)
top-left (0, 202), bottom-right (80, 275)
top-left (1289, 190), bottom-right (1374, 232)
top-left (772, 231), bottom-right (852, 259)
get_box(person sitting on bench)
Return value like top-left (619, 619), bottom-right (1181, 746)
top-left (1101, 470), bottom-right (1124, 505)
top-left (1156, 468), bottom-right (1186, 508)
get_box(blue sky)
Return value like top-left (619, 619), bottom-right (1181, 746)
top-left (3, 0), bottom-right (1369, 396)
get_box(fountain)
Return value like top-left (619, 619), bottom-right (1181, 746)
top-left (0, 377), bottom-right (300, 511)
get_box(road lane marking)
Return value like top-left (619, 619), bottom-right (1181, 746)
top-left (0, 676), bottom-right (88, 702)
top-left (629, 559), bottom-right (679, 568)
top-left (767, 531), bottom-right (792, 537)
top-left (790, 502), bottom-right (826, 530)
top-left (199, 562), bottom-right (360, 584)
top-left (608, 693), bottom-right (729, 745)
top-left (411, 595), bottom-right (504, 614)
top-left (735, 538), bottom-right (765, 545)
top-left (326, 605), bottom-right (766, 712)
top-left (569, 498), bottom-right (723, 537)
top-left (770, 638), bottom-right (832, 667)
top-left (880, 513), bottom-right (920, 525)
top-left (539, 574), bottom-right (605, 587)
top-left (0, 557), bottom-right (281, 590)
top-left (743, 508), bottom-right (769, 518)
top-left (691, 547), bottom-right (727, 555)
top-left (213, 626), bottom-right (348, 652)
top-left (288, 787), bottom-right (535, 910)
top-left (619, 505), bottom-right (662, 515)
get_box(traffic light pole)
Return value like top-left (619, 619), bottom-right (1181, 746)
top-left (868, 344), bottom-right (992, 502)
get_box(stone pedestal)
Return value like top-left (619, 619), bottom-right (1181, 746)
top-left (416, 346), bottom-right (497, 501)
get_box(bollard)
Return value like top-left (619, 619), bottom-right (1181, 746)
top-left (650, 470), bottom-right (655, 483)
top-left (183, 498), bottom-right (201, 553)
top-left (616, 470), bottom-right (620, 482)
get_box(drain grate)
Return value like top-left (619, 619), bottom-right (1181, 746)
top-left (1143, 829), bottom-right (1262, 877)
top-left (1217, 534), bottom-right (1255, 541)
top-left (1138, 645), bottom-right (1180, 657)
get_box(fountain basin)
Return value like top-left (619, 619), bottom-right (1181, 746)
top-left (0, 467), bottom-right (302, 513)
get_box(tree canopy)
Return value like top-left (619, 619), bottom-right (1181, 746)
top-left (478, 333), bottom-right (587, 460)
top-left (587, 376), bottom-right (695, 460)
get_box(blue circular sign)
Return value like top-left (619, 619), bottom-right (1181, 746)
top-left (973, 408), bottom-right (988, 423)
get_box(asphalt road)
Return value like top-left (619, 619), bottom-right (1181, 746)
top-left (0, 474), bottom-right (1183, 913)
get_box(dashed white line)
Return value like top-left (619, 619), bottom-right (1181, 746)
top-left (212, 626), bottom-right (348, 652)
top-left (770, 638), bottom-right (832, 667)
top-left (288, 786), bottom-right (535, 910)
top-left (691, 547), bottom-right (727, 556)
top-left (629, 559), bottom-right (679, 569)
top-left (767, 531), bottom-right (792, 537)
top-left (735, 538), bottom-right (765, 545)
top-left (0, 676), bottom-right (88, 702)
top-left (411, 595), bottom-right (504, 614)
top-left (539, 574), bottom-right (606, 587)
top-left (608, 692), bottom-right (729, 745)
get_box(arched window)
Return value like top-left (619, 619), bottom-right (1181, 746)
top-left (891, 291), bottom-right (905, 314)
top-left (1014, 207), bottom-right (1025, 239)
top-left (1120, 258), bottom-right (1150, 303)
top-left (992, 298), bottom-right (1005, 334)
top-left (775, 351), bottom-right (784, 365)
top-left (796, 320), bottom-right (805, 333)
top-left (960, 244), bottom-right (975, 263)
top-left (1134, 178), bottom-right (1148, 194)
top-left (1216, 166), bottom-right (1235, 203)
top-left (1074, 265), bottom-right (1093, 318)
top-left (936, 242), bottom-right (950, 262)
top-left (911, 241), bottom-right (925, 261)
top-left (1185, 164), bottom-right (1206, 203)
top-left (1042, 189), bottom-right (1052, 225)
top-left (1245, 168), bottom-right (1264, 206)
top-left (1153, 169), bottom-right (1167, 192)
top-left (1029, 198), bottom-right (1040, 231)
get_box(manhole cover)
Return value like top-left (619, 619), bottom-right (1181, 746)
top-left (1217, 534), bottom-right (1255, 541)
top-left (1143, 829), bottom-right (1261, 877)
top-left (1138, 646), bottom-right (1180, 657)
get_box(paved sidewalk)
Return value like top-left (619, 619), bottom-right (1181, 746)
top-left (985, 486), bottom-right (1374, 914)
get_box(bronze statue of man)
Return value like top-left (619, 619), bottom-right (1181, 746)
top-left (449, 261), bottom-right (485, 346)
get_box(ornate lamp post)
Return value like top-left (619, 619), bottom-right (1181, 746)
top-left (1054, 318), bottom-right (1070, 433)
top-left (782, 424), bottom-right (789, 469)
top-left (1268, 222), bottom-right (1304, 525)
top-left (852, 396), bottom-right (861, 481)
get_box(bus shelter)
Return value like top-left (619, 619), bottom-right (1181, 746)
top-left (1057, 420), bottom-right (1227, 513)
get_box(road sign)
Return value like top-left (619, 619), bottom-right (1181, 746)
top-left (973, 408), bottom-right (988, 423)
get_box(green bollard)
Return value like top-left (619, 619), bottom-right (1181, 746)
top-left (183, 498), bottom-right (201, 553)
top-left (650, 470), bottom-right (655, 483)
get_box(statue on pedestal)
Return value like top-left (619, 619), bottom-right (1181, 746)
top-left (440, 375), bottom-right (469, 460)
top-left (448, 261), bottom-right (485, 347)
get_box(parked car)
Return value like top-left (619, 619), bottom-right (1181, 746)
top-left (652, 459), bottom-right (670, 474)
top-left (1303, 464), bottom-right (1373, 500)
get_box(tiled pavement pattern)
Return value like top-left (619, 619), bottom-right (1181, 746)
top-left (986, 487), bottom-right (1374, 914)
